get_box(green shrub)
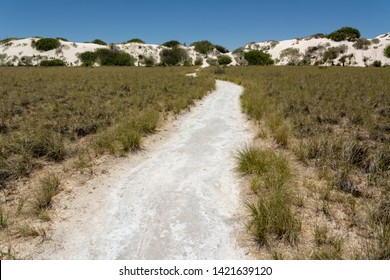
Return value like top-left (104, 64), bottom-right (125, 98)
top-left (353, 38), bottom-right (371, 50)
top-left (126, 38), bottom-right (145, 44)
top-left (40, 59), bottom-right (66, 67)
top-left (143, 56), bottom-right (155, 67)
top-left (206, 58), bottom-right (218, 66)
top-left (327, 27), bottom-right (361, 42)
top-left (32, 38), bottom-right (61, 51)
top-left (191, 40), bottom-right (214, 54)
top-left (372, 61), bottom-right (382, 67)
top-left (371, 38), bottom-right (380, 44)
top-left (244, 50), bottom-right (274, 65)
top-left (323, 47), bottom-right (341, 61)
top-left (218, 55), bottom-right (232, 65)
top-left (384, 45), bottom-right (390, 58)
top-left (215, 45), bottom-right (229, 53)
top-left (91, 39), bottom-right (107, 45)
top-left (94, 49), bottom-right (135, 66)
top-left (160, 47), bottom-right (188, 66)
top-left (195, 57), bottom-right (203, 66)
top-left (79, 51), bottom-right (98, 66)
top-left (162, 40), bottom-right (181, 48)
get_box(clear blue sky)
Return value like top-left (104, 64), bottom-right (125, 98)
top-left (1, 0), bottom-right (389, 50)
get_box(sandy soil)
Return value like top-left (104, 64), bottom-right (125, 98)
top-left (30, 80), bottom-right (255, 260)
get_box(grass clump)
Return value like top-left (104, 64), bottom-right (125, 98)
top-left (33, 174), bottom-right (60, 211)
top-left (0, 204), bottom-right (9, 229)
top-left (237, 145), bottom-right (300, 245)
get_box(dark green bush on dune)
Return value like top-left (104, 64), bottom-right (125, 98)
top-left (218, 55), bottom-right (232, 65)
top-left (79, 49), bottom-right (135, 66)
top-left (40, 59), bottom-right (66, 66)
top-left (384, 45), bottom-right (390, 58)
top-left (244, 50), bottom-right (274, 65)
top-left (160, 47), bottom-right (189, 66)
top-left (32, 38), bottom-right (61, 51)
top-left (126, 38), bottom-right (145, 44)
top-left (327, 27), bottom-right (361, 42)
top-left (191, 40), bottom-right (214, 54)
top-left (91, 39), bottom-right (107, 45)
top-left (162, 40), bottom-right (181, 48)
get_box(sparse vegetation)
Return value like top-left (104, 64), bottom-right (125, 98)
top-left (280, 48), bottom-right (302, 65)
top-left (212, 66), bottom-right (390, 259)
top-left (0, 67), bottom-right (214, 189)
top-left (353, 38), bottom-right (371, 50)
top-left (32, 38), bottom-right (61, 51)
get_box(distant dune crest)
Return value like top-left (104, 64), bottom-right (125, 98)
top-left (1, 32), bottom-right (389, 67)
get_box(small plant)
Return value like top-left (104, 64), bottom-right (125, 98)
top-left (353, 38), bottom-right (371, 50)
top-left (32, 38), bottom-right (61, 51)
top-left (33, 174), bottom-right (60, 211)
top-left (16, 224), bottom-right (41, 237)
top-left (371, 38), bottom-right (380, 44)
top-left (214, 66), bottom-right (226, 75)
top-left (0, 205), bottom-right (9, 229)
top-left (218, 55), bottom-right (232, 65)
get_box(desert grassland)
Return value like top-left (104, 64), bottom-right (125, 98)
top-left (210, 66), bottom-right (390, 259)
top-left (0, 67), bottom-right (214, 258)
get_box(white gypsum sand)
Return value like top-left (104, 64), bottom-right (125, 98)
top-left (31, 80), bottom-right (255, 260)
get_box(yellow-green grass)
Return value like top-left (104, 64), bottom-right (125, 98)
top-left (214, 66), bottom-right (390, 259)
top-left (0, 67), bottom-right (215, 187)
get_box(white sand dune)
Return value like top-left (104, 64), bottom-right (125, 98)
top-left (1, 33), bottom-right (389, 67)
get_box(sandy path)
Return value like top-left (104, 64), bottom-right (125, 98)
top-left (33, 80), bottom-right (254, 260)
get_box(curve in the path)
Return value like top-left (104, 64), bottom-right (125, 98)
top-left (35, 80), bottom-right (254, 260)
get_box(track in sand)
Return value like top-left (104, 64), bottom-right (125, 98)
top-left (34, 80), bottom-right (255, 259)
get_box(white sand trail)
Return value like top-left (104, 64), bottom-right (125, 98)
top-left (34, 80), bottom-right (254, 259)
